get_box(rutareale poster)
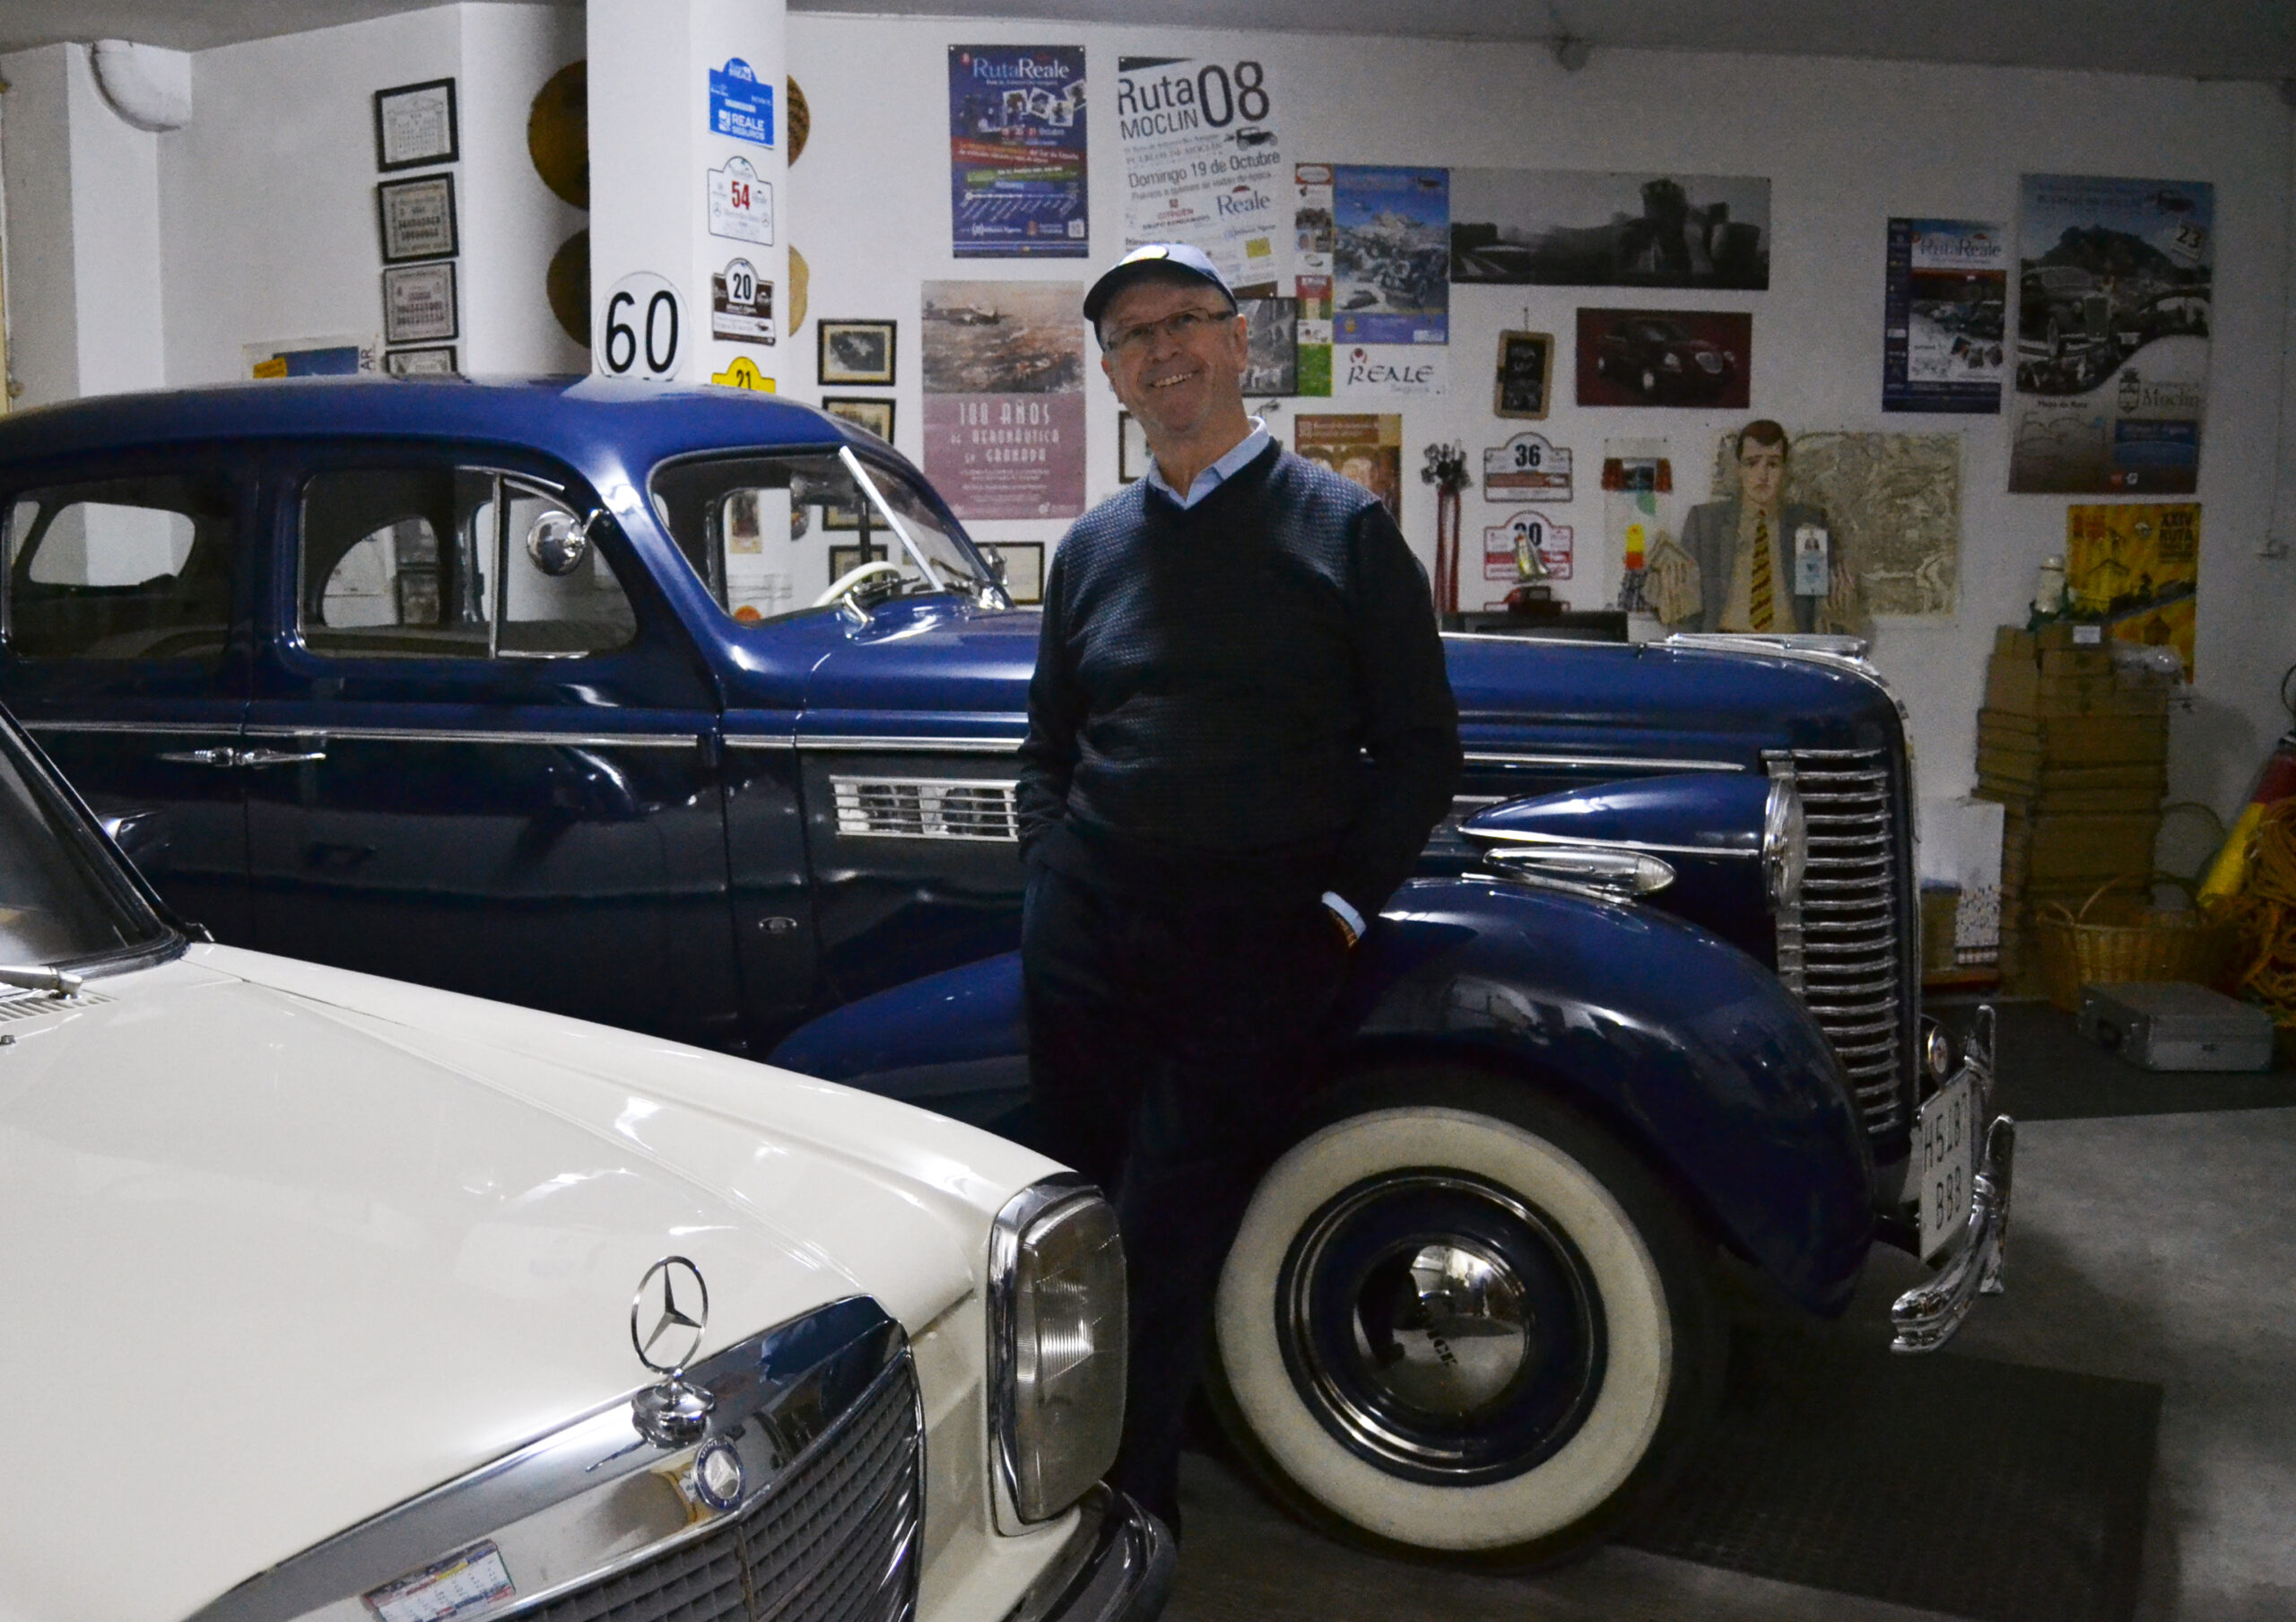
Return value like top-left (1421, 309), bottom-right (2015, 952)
top-left (948, 48), bottom-right (1089, 258)
top-left (921, 281), bottom-right (1086, 519)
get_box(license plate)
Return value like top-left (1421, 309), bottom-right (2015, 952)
top-left (1917, 1072), bottom-right (1979, 1259)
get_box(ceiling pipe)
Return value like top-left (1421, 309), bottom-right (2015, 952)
top-left (89, 39), bottom-right (192, 133)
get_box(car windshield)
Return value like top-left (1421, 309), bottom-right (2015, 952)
top-left (0, 723), bottom-right (171, 965)
top-left (649, 448), bottom-right (997, 625)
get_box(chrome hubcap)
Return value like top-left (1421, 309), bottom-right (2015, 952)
top-left (1276, 1171), bottom-right (1605, 1485)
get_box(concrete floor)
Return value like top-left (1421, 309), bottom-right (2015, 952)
top-left (1162, 1008), bottom-right (2296, 1622)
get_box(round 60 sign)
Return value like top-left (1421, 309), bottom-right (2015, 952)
top-left (597, 272), bottom-right (685, 381)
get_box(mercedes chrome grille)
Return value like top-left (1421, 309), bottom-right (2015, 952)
top-left (832, 776), bottom-right (1020, 842)
top-left (190, 1297), bottom-right (923, 1622)
top-left (1776, 746), bottom-right (1914, 1142)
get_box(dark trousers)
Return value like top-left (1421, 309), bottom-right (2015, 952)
top-left (1022, 856), bottom-right (1351, 1535)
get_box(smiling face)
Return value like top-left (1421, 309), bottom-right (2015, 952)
top-left (1736, 437), bottom-right (1787, 514)
top-left (1097, 275), bottom-right (1248, 449)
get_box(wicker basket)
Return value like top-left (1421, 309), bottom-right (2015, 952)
top-left (2035, 879), bottom-right (2239, 1014)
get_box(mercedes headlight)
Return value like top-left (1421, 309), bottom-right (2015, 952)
top-left (1762, 775), bottom-right (1807, 911)
top-left (988, 1178), bottom-right (1127, 1527)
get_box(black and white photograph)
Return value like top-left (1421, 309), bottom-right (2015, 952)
top-left (373, 78), bottom-right (457, 171)
top-left (1118, 410), bottom-right (1150, 483)
top-left (822, 396), bottom-right (895, 443)
top-left (979, 541), bottom-right (1043, 604)
top-left (382, 262), bottom-right (458, 344)
top-left (383, 345), bottom-right (457, 376)
top-left (1450, 169), bottom-right (1770, 290)
top-left (827, 542), bottom-right (889, 572)
top-left (817, 319), bottom-right (897, 385)
top-left (1494, 329), bottom-right (1554, 418)
top-left (1239, 298), bottom-right (1299, 396)
top-left (376, 173), bottom-right (457, 263)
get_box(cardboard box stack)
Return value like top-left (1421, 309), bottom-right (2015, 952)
top-left (1975, 625), bottom-right (2171, 990)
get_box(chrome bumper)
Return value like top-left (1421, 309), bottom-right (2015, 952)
top-left (1003, 1487), bottom-right (1176, 1622)
top-left (1890, 1007), bottom-right (2016, 1355)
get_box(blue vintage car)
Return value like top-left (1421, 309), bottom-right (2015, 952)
top-left (0, 379), bottom-right (2009, 1568)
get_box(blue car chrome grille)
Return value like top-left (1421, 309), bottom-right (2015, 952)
top-left (532, 1355), bottom-right (920, 1622)
top-left (1782, 747), bottom-right (1912, 1140)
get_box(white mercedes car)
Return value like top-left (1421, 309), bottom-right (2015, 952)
top-left (0, 708), bottom-right (1169, 1622)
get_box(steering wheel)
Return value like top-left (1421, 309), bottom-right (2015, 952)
top-left (813, 559), bottom-right (907, 609)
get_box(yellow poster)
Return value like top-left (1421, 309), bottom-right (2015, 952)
top-left (2066, 501), bottom-right (2198, 677)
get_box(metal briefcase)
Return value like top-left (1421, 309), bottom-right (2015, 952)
top-left (2076, 981), bottom-right (2276, 1072)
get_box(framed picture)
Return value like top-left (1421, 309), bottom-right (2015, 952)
top-left (1494, 330), bottom-right (1554, 420)
top-left (1239, 297), bottom-right (1300, 396)
top-left (384, 345), bottom-right (457, 377)
top-left (1118, 411), bottom-right (1151, 483)
top-left (373, 78), bottom-right (458, 172)
top-left (829, 543), bottom-right (889, 575)
top-left (382, 262), bottom-right (458, 344)
top-left (377, 173), bottom-right (457, 263)
top-left (818, 319), bottom-right (897, 386)
top-left (980, 542), bottom-right (1044, 605)
top-left (822, 396), bottom-right (895, 443)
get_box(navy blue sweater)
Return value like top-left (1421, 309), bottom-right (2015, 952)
top-left (1016, 443), bottom-right (1462, 920)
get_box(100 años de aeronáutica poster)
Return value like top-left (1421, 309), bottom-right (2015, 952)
top-left (1116, 54), bottom-right (1286, 295)
top-left (947, 47), bottom-right (1089, 257)
top-left (2010, 174), bottom-right (2212, 493)
top-left (921, 281), bottom-right (1086, 519)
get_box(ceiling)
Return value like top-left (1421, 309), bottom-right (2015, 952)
top-left (1, 0), bottom-right (2292, 85)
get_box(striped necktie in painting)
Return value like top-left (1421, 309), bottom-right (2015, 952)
top-left (1749, 512), bottom-right (1774, 632)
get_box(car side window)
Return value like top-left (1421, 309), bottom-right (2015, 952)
top-left (648, 450), bottom-right (992, 625)
top-left (299, 467), bottom-right (635, 659)
top-left (3, 474), bottom-right (237, 660)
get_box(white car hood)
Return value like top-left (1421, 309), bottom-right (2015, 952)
top-left (0, 946), bottom-right (1057, 1622)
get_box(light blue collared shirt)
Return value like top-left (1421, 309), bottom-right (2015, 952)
top-left (1144, 417), bottom-right (1273, 510)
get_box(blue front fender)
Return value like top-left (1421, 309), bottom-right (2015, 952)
top-left (770, 875), bottom-right (1873, 1316)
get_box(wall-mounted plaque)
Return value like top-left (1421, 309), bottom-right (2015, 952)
top-left (377, 173), bottom-right (457, 263)
top-left (382, 262), bottom-right (458, 344)
top-left (385, 346), bottom-right (458, 376)
top-left (374, 78), bottom-right (458, 171)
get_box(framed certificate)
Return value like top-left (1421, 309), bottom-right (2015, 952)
top-left (382, 262), bottom-right (458, 344)
top-left (822, 396), bottom-right (894, 443)
top-left (384, 345), bottom-right (458, 376)
top-left (374, 78), bottom-right (458, 172)
top-left (377, 173), bottom-right (457, 263)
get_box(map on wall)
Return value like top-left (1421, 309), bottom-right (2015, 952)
top-left (1710, 431), bottom-right (1962, 617)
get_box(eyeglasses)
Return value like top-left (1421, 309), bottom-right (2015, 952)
top-left (1102, 306), bottom-right (1234, 356)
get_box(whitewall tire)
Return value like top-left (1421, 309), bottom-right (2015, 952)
top-left (1208, 1068), bottom-right (1724, 1568)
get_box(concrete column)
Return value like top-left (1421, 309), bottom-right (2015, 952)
top-left (587, 0), bottom-right (786, 391)
top-left (0, 42), bottom-right (170, 407)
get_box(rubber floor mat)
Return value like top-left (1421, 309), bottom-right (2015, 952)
top-left (1622, 1331), bottom-right (2160, 1622)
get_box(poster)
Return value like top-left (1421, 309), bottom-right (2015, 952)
top-left (921, 281), bottom-right (1086, 519)
top-left (948, 47), bottom-right (1089, 258)
top-left (2010, 174), bottom-right (2213, 493)
top-left (1604, 440), bottom-right (1679, 620)
top-left (1116, 53), bottom-right (1286, 294)
top-left (1334, 344), bottom-right (1444, 397)
top-left (1295, 414), bottom-right (1401, 520)
top-left (1332, 166), bottom-right (1448, 345)
top-left (1449, 170), bottom-right (1770, 289)
top-left (1708, 431), bottom-right (1962, 617)
top-left (1576, 310), bottom-right (1749, 408)
top-left (1239, 298), bottom-right (1298, 394)
top-left (1884, 218), bottom-right (2006, 414)
top-left (2066, 502), bottom-right (2200, 677)
top-left (1292, 164), bottom-right (1335, 395)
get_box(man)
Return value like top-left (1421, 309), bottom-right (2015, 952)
top-left (1016, 243), bottom-right (1461, 1535)
top-left (1668, 419), bottom-right (1858, 633)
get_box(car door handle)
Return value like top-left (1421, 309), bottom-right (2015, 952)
top-left (154, 747), bottom-right (239, 768)
top-left (237, 748), bottom-right (328, 769)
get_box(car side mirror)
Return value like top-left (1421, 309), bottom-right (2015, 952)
top-left (988, 552), bottom-right (1009, 588)
top-left (526, 509), bottom-right (604, 577)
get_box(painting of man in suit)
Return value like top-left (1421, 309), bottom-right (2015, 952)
top-left (1660, 420), bottom-right (1861, 633)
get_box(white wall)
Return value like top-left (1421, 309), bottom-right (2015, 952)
top-left (783, 17), bottom-right (2296, 817)
top-left (156, 3), bottom-right (583, 384)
